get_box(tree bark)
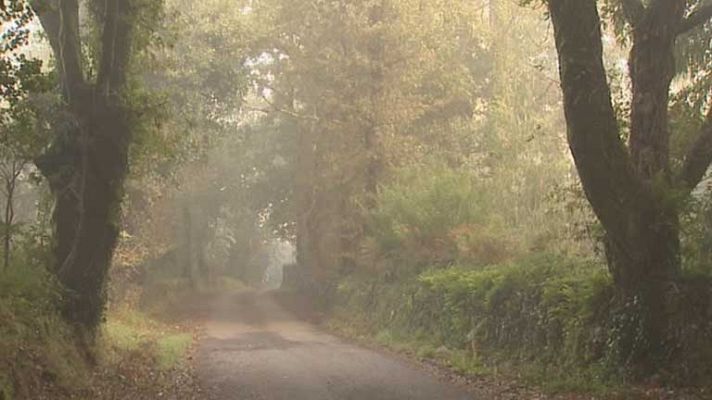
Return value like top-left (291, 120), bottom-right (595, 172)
top-left (294, 114), bottom-right (319, 286)
top-left (182, 205), bottom-right (197, 288)
top-left (31, 0), bottom-right (136, 329)
top-left (2, 165), bottom-right (18, 269)
top-left (4, 182), bottom-right (11, 269)
top-left (38, 94), bottom-right (131, 328)
top-left (628, 2), bottom-right (684, 180)
top-left (547, 0), bottom-right (705, 373)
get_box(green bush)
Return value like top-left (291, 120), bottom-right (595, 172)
top-left (681, 190), bottom-right (712, 275)
top-left (333, 252), bottom-right (712, 388)
top-left (414, 255), bottom-right (613, 364)
top-left (366, 167), bottom-right (514, 273)
top-left (0, 255), bottom-right (89, 399)
top-left (332, 254), bottom-right (620, 388)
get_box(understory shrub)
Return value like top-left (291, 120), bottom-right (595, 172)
top-left (333, 253), bottom-right (712, 387)
top-left (0, 257), bottom-right (88, 399)
top-left (364, 167), bottom-right (517, 275)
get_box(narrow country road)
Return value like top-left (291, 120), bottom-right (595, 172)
top-left (196, 289), bottom-right (474, 400)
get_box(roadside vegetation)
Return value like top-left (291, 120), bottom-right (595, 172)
top-left (0, 250), bottom-right (201, 399)
top-left (325, 165), bottom-right (711, 395)
top-left (1, 0), bottom-right (712, 398)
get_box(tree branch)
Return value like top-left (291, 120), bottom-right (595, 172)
top-left (622, 0), bottom-right (645, 27)
top-left (259, 93), bottom-right (320, 122)
top-left (678, 106), bottom-right (712, 191)
top-left (96, 0), bottom-right (135, 96)
top-left (548, 0), bottom-right (646, 237)
top-left (678, 3), bottom-right (712, 34)
top-left (29, 0), bottom-right (85, 103)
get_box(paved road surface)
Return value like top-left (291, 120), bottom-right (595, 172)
top-left (196, 289), bottom-right (474, 400)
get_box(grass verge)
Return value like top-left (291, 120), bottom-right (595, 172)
top-left (0, 261), bottom-right (203, 399)
top-left (0, 262), bottom-right (89, 400)
top-left (326, 253), bottom-right (710, 399)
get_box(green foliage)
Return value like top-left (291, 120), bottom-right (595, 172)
top-left (0, 247), bottom-right (89, 399)
top-left (7, 0), bottom-right (704, 393)
top-left (156, 333), bottom-right (192, 369)
top-left (332, 254), bottom-right (622, 388)
top-left (416, 255), bottom-right (612, 359)
top-left (680, 184), bottom-right (712, 275)
top-left (102, 307), bottom-right (193, 370)
top-left (0, 254), bottom-right (59, 322)
top-left (333, 249), bottom-right (712, 388)
top-left (0, 1), bottom-right (45, 106)
top-left (366, 166), bottom-right (512, 271)
top-left (131, 0), bottom-right (254, 175)
top-left (372, 168), bottom-right (490, 244)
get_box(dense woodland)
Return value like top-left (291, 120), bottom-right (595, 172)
top-left (1, 0), bottom-right (712, 398)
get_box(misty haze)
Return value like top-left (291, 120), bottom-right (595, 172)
top-left (1, 1), bottom-right (712, 399)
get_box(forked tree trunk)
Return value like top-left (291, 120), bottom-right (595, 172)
top-left (548, 0), bottom-right (712, 373)
top-left (608, 5), bottom-right (684, 368)
top-left (31, 0), bottom-right (136, 330)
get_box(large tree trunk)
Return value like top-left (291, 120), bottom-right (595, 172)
top-left (609, 5), bottom-right (684, 368)
top-left (547, 0), bottom-right (712, 373)
top-left (604, 203), bottom-right (680, 370)
top-left (294, 125), bottom-right (344, 289)
top-left (294, 120), bottom-right (320, 287)
top-left (31, 0), bottom-right (136, 330)
top-left (38, 95), bottom-right (131, 328)
top-left (628, 3), bottom-right (683, 179)
top-left (181, 205), bottom-right (198, 288)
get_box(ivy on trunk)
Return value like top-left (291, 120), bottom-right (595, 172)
top-left (30, 0), bottom-right (137, 330)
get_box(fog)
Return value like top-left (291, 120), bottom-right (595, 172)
top-left (2, 0), bottom-right (712, 398)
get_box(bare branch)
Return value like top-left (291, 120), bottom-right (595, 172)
top-left (678, 3), bottom-right (712, 34)
top-left (259, 93), bottom-right (320, 122)
top-left (29, 0), bottom-right (85, 103)
top-left (678, 106), bottom-right (712, 191)
top-left (97, 0), bottom-right (135, 96)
